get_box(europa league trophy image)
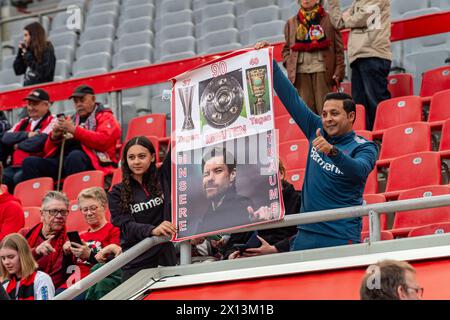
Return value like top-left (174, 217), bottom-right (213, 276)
top-left (246, 66), bottom-right (269, 115)
top-left (200, 71), bottom-right (244, 129)
top-left (178, 86), bottom-right (195, 131)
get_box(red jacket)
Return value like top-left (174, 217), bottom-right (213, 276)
top-left (44, 106), bottom-right (121, 175)
top-left (2, 112), bottom-right (56, 167)
top-left (0, 192), bottom-right (24, 241)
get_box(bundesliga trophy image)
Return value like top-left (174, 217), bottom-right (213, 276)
top-left (246, 66), bottom-right (269, 115)
top-left (178, 86), bottom-right (195, 131)
top-left (199, 71), bottom-right (244, 129)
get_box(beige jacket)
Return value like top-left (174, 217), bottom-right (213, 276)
top-left (327, 0), bottom-right (392, 64)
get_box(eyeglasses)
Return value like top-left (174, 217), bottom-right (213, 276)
top-left (42, 209), bottom-right (69, 217)
top-left (80, 205), bottom-right (100, 214)
top-left (406, 286), bottom-right (424, 298)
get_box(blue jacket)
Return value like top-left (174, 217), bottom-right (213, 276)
top-left (273, 61), bottom-right (378, 241)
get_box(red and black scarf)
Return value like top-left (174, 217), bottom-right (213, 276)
top-left (4, 271), bottom-right (37, 300)
top-left (291, 4), bottom-right (331, 52)
top-left (25, 223), bottom-right (67, 276)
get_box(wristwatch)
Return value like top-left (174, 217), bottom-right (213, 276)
top-left (329, 145), bottom-right (338, 157)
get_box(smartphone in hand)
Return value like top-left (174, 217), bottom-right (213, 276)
top-left (67, 231), bottom-right (83, 247)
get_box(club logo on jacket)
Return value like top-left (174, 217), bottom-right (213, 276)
top-left (130, 195), bottom-right (164, 215)
top-left (310, 147), bottom-right (343, 175)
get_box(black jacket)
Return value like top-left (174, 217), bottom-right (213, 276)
top-left (223, 181), bottom-right (301, 258)
top-left (108, 150), bottom-right (176, 271)
top-left (13, 43), bottom-right (56, 86)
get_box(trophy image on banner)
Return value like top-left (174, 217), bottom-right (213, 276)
top-left (246, 66), bottom-right (269, 115)
top-left (199, 70), bottom-right (244, 129)
top-left (178, 85), bottom-right (195, 131)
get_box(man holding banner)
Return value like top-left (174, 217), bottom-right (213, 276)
top-left (255, 41), bottom-right (378, 251)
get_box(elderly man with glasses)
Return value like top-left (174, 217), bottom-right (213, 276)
top-left (19, 191), bottom-right (70, 288)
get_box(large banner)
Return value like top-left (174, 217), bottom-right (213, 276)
top-left (171, 48), bottom-right (284, 241)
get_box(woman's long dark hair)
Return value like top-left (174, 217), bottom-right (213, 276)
top-left (24, 22), bottom-right (52, 64)
top-left (120, 136), bottom-right (162, 213)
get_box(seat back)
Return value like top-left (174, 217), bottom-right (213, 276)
top-left (23, 207), bottom-right (42, 229)
top-left (373, 96), bottom-right (422, 131)
top-left (125, 114), bottom-right (167, 141)
top-left (279, 139), bottom-right (309, 171)
top-left (420, 65), bottom-right (450, 97)
top-left (385, 152), bottom-right (442, 193)
top-left (14, 177), bottom-right (54, 207)
top-left (388, 73), bottom-right (414, 98)
top-left (353, 104), bottom-right (366, 130)
top-left (439, 118), bottom-right (450, 152)
top-left (393, 185), bottom-right (450, 229)
top-left (364, 168), bottom-right (378, 194)
top-left (379, 122), bottom-right (431, 161)
top-left (285, 168), bottom-right (305, 191)
top-left (428, 89), bottom-right (450, 123)
top-left (274, 114), bottom-right (306, 142)
top-left (408, 222), bottom-right (450, 237)
top-left (62, 171), bottom-right (105, 201)
top-left (66, 201), bottom-right (88, 232)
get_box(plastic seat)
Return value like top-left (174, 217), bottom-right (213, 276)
top-left (279, 140), bottom-right (309, 171)
top-left (390, 0), bottom-right (427, 20)
top-left (117, 17), bottom-right (153, 38)
top-left (281, 1), bottom-right (299, 20)
top-left (114, 30), bottom-right (153, 52)
top-left (113, 44), bottom-right (152, 69)
top-left (353, 104), bottom-right (366, 131)
top-left (85, 12), bottom-right (117, 29)
top-left (439, 118), bottom-right (450, 158)
top-left (48, 31), bottom-right (77, 49)
top-left (364, 168), bottom-right (378, 194)
top-left (384, 152), bottom-right (442, 199)
top-left (157, 36), bottom-right (196, 62)
top-left (54, 46), bottom-right (75, 65)
top-left (274, 115), bottom-right (307, 142)
top-left (428, 89), bottom-right (450, 127)
top-left (88, 2), bottom-right (119, 16)
top-left (236, 0), bottom-right (276, 17)
top-left (110, 167), bottom-right (123, 190)
top-left (355, 130), bottom-right (372, 141)
top-left (66, 201), bottom-right (88, 232)
top-left (197, 29), bottom-right (239, 55)
top-left (23, 207), bottom-right (42, 229)
top-left (246, 20), bottom-right (285, 46)
top-left (361, 194), bottom-right (387, 233)
top-left (195, 14), bottom-right (235, 38)
top-left (157, 0), bottom-right (191, 16)
top-left (391, 185), bottom-right (450, 236)
top-left (408, 222), bottom-right (450, 238)
top-left (238, 5), bottom-right (280, 30)
top-left (360, 231), bottom-right (394, 243)
top-left (193, 0), bottom-right (225, 11)
top-left (76, 39), bottom-right (112, 60)
top-left (119, 4), bottom-right (154, 23)
top-left (72, 52), bottom-right (111, 78)
top-left (121, 0), bottom-right (149, 8)
top-left (372, 96), bottom-right (423, 133)
top-left (154, 10), bottom-right (193, 31)
top-left (285, 168), bottom-right (305, 191)
top-left (80, 25), bottom-right (115, 43)
top-left (388, 73), bottom-right (414, 98)
top-left (14, 177), bottom-right (54, 207)
top-left (273, 95), bottom-right (289, 118)
top-left (125, 114), bottom-right (167, 141)
top-left (430, 0), bottom-right (450, 10)
top-left (155, 22), bottom-right (195, 47)
top-left (62, 170), bottom-right (105, 201)
top-left (377, 122), bottom-right (432, 167)
top-left (194, 2), bottom-right (234, 24)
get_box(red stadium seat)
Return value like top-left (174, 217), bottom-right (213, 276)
top-left (110, 167), bottom-right (123, 191)
top-left (273, 95), bottom-right (289, 118)
top-left (390, 185), bottom-right (450, 237)
top-left (388, 73), bottom-right (413, 98)
top-left (428, 89), bottom-right (450, 127)
top-left (353, 104), bottom-right (366, 131)
top-left (420, 65), bottom-right (450, 98)
top-left (23, 207), bottom-right (42, 229)
top-left (14, 177), bottom-right (54, 207)
top-left (361, 194), bottom-right (388, 233)
top-left (372, 96), bottom-right (423, 134)
top-left (377, 122), bottom-right (431, 167)
top-left (339, 81), bottom-right (352, 95)
top-left (1, 184), bottom-right (7, 193)
top-left (361, 230), bottom-right (394, 242)
top-left (62, 170), bottom-right (105, 201)
top-left (274, 115), bottom-right (307, 142)
top-left (364, 168), bottom-right (378, 194)
top-left (285, 168), bottom-right (306, 191)
top-left (125, 114), bottom-right (167, 141)
top-left (66, 201), bottom-right (88, 232)
top-left (355, 130), bottom-right (372, 141)
top-left (279, 140), bottom-right (309, 171)
top-left (408, 222), bottom-right (450, 238)
top-left (384, 152), bottom-right (442, 199)
top-left (439, 118), bottom-right (450, 158)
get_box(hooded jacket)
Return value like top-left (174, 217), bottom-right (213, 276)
top-left (0, 192), bottom-right (24, 241)
top-left (43, 103), bottom-right (121, 175)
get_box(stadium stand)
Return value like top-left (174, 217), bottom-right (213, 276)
top-left (13, 177), bottom-right (54, 207)
top-left (62, 170), bottom-right (105, 201)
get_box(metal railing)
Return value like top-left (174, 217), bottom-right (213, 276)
top-left (53, 194), bottom-right (450, 300)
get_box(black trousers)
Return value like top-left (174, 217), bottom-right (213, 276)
top-left (351, 57), bottom-right (391, 131)
top-left (21, 149), bottom-right (94, 182)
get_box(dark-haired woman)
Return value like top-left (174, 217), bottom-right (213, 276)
top-left (108, 136), bottom-right (177, 281)
top-left (13, 21), bottom-right (56, 86)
